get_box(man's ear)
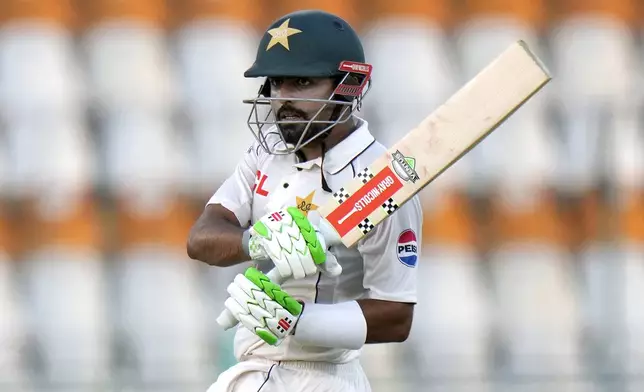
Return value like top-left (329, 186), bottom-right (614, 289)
top-left (331, 74), bottom-right (361, 103)
top-left (259, 79), bottom-right (271, 97)
top-left (346, 75), bottom-right (362, 86)
top-left (332, 74), bottom-right (361, 87)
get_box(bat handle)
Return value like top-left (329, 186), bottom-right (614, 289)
top-left (216, 268), bottom-right (286, 330)
top-left (266, 268), bottom-right (286, 284)
top-left (314, 214), bottom-right (342, 248)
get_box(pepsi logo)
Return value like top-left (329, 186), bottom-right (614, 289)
top-left (397, 229), bottom-right (418, 268)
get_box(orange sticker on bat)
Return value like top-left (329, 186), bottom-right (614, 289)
top-left (327, 166), bottom-right (403, 237)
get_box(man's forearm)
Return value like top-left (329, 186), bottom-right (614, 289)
top-left (187, 219), bottom-right (249, 267)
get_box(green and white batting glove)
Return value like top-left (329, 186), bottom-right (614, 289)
top-left (225, 267), bottom-right (302, 346)
top-left (246, 207), bottom-right (341, 280)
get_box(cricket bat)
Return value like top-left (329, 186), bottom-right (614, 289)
top-left (216, 40), bottom-right (551, 329)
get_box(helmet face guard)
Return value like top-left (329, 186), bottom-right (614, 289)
top-left (243, 61), bottom-right (373, 155)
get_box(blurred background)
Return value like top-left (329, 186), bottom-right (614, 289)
top-left (0, 0), bottom-right (643, 391)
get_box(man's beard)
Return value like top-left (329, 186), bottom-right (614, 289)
top-left (276, 106), bottom-right (328, 146)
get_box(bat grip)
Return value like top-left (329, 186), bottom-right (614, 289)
top-left (216, 268), bottom-right (285, 330)
top-left (266, 268), bottom-right (286, 285)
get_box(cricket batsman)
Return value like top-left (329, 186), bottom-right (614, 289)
top-left (187, 9), bottom-right (422, 392)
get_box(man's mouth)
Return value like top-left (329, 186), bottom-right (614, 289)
top-left (278, 110), bottom-right (306, 121)
top-left (280, 115), bottom-right (304, 121)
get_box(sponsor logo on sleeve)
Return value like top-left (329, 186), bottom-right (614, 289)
top-left (397, 229), bottom-right (418, 267)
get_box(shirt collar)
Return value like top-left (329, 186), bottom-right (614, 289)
top-left (292, 118), bottom-right (375, 174)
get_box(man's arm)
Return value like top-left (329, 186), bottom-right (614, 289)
top-left (188, 141), bottom-right (260, 267)
top-left (357, 299), bottom-right (414, 343)
top-left (353, 194), bottom-right (423, 345)
top-left (186, 204), bottom-right (249, 267)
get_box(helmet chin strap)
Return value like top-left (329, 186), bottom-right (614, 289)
top-left (320, 140), bottom-right (332, 192)
top-left (319, 101), bottom-right (349, 193)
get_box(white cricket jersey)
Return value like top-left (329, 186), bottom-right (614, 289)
top-left (208, 118), bottom-right (422, 364)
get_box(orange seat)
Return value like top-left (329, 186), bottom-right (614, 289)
top-left (82, 0), bottom-right (167, 29)
top-left (171, 0), bottom-right (262, 30)
top-left (579, 190), bottom-right (606, 245)
top-left (0, 204), bottom-right (15, 257)
top-left (490, 190), bottom-right (569, 248)
top-left (422, 191), bottom-right (476, 248)
top-left (0, 0), bottom-right (77, 28)
top-left (364, 0), bottom-right (452, 27)
top-left (114, 195), bottom-right (198, 252)
top-left (553, 190), bottom-right (602, 251)
top-left (20, 193), bottom-right (104, 255)
top-left (553, 0), bottom-right (638, 24)
top-left (618, 190), bottom-right (644, 244)
top-left (458, 0), bottom-right (547, 28)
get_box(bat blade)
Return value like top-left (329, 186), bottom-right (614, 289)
top-left (319, 40), bottom-right (552, 248)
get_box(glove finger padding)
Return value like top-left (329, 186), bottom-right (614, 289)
top-left (224, 297), bottom-right (262, 331)
top-left (229, 274), bottom-right (283, 318)
top-left (225, 267), bottom-right (302, 346)
top-left (288, 208), bottom-right (344, 278)
top-left (286, 207), bottom-right (326, 265)
top-left (280, 247), bottom-right (308, 280)
top-left (250, 207), bottom-right (327, 280)
top-left (244, 267), bottom-right (302, 316)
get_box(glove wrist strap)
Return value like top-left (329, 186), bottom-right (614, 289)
top-left (292, 301), bottom-right (366, 350)
top-left (241, 229), bottom-right (251, 259)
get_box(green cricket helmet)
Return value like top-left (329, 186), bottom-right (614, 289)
top-left (243, 9), bottom-right (373, 155)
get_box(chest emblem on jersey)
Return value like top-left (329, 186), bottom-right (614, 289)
top-left (295, 191), bottom-right (318, 216)
top-left (397, 229), bottom-right (418, 268)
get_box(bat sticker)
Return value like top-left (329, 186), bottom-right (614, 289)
top-left (391, 151), bottom-right (419, 183)
top-left (326, 166), bottom-right (403, 236)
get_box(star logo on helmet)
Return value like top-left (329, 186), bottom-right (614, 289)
top-left (266, 19), bottom-right (302, 51)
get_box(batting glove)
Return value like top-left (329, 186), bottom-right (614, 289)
top-left (225, 267), bottom-right (302, 346)
top-left (246, 207), bottom-right (341, 280)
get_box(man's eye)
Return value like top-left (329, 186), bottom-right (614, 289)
top-left (297, 78), bottom-right (311, 87)
top-left (270, 79), bottom-right (282, 87)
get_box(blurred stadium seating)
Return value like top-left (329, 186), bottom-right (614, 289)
top-left (0, 0), bottom-right (642, 391)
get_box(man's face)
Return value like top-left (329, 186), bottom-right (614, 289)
top-left (268, 77), bottom-right (337, 146)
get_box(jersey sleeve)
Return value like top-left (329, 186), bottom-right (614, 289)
top-left (206, 144), bottom-right (260, 228)
top-left (356, 195), bottom-right (423, 303)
